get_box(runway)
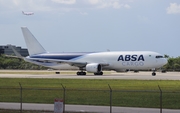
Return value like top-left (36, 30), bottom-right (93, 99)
top-left (0, 71), bottom-right (180, 80)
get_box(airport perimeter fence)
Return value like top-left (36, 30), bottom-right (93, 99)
top-left (0, 84), bottom-right (180, 113)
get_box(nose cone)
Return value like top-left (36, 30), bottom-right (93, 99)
top-left (163, 58), bottom-right (168, 65)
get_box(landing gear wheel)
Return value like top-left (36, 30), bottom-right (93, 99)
top-left (55, 72), bottom-right (60, 74)
top-left (100, 72), bottom-right (103, 75)
top-left (83, 72), bottom-right (86, 75)
top-left (94, 72), bottom-right (103, 75)
top-left (77, 72), bottom-right (86, 75)
top-left (151, 68), bottom-right (156, 76)
top-left (134, 70), bottom-right (139, 73)
top-left (152, 72), bottom-right (156, 76)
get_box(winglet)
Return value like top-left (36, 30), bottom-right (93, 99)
top-left (21, 27), bottom-right (46, 56)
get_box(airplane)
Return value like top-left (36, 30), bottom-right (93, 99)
top-left (20, 27), bottom-right (167, 76)
top-left (22, 11), bottom-right (34, 15)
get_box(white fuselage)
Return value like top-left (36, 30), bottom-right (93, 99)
top-left (24, 51), bottom-right (167, 71)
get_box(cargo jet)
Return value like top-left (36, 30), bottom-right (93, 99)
top-left (20, 27), bottom-right (167, 76)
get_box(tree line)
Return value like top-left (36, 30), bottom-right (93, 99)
top-left (163, 55), bottom-right (180, 71)
top-left (0, 55), bottom-right (47, 70)
top-left (0, 54), bottom-right (179, 71)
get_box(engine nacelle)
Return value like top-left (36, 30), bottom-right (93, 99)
top-left (86, 63), bottom-right (102, 73)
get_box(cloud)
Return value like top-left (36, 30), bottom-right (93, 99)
top-left (167, 3), bottom-right (180, 14)
top-left (0, 0), bottom-right (54, 12)
top-left (80, 12), bottom-right (88, 15)
top-left (88, 0), bottom-right (99, 5)
top-left (0, 0), bottom-right (131, 14)
top-left (87, 0), bottom-right (131, 9)
top-left (12, 0), bottom-right (21, 6)
top-left (51, 0), bottom-right (76, 4)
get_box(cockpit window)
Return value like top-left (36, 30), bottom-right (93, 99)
top-left (156, 56), bottom-right (163, 58)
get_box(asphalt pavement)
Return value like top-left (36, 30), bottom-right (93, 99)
top-left (0, 102), bottom-right (180, 113)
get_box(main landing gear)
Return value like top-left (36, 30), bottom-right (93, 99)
top-left (76, 67), bottom-right (104, 75)
top-left (77, 71), bottom-right (86, 75)
top-left (77, 71), bottom-right (104, 75)
top-left (76, 68), bottom-right (86, 75)
top-left (152, 68), bottom-right (156, 76)
top-left (94, 72), bottom-right (103, 75)
top-left (76, 71), bottom-right (104, 75)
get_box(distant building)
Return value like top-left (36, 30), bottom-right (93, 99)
top-left (0, 45), bottom-right (29, 57)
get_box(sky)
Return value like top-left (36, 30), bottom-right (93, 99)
top-left (0, 0), bottom-right (180, 57)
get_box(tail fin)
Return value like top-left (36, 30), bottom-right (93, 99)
top-left (21, 27), bottom-right (46, 56)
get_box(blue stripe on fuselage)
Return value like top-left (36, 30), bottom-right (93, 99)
top-left (29, 52), bottom-right (93, 60)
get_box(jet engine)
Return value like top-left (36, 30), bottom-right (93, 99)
top-left (86, 63), bottom-right (102, 73)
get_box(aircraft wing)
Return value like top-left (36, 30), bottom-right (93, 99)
top-left (5, 55), bottom-right (22, 59)
top-left (27, 57), bottom-right (109, 68)
top-left (8, 45), bottom-right (23, 58)
top-left (6, 44), bottom-right (24, 59)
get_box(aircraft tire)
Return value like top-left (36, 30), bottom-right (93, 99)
top-left (55, 72), bottom-right (60, 74)
top-left (100, 72), bottom-right (103, 75)
top-left (134, 70), bottom-right (139, 73)
top-left (82, 72), bottom-right (86, 75)
top-left (77, 72), bottom-right (86, 75)
top-left (77, 72), bottom-right (80, 75)
top-left (152, 72), bottom-right (156, 76)
top-left (94, 72), bottom-right (103, 75)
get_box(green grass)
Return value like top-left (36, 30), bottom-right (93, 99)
top-left (0, 78), bottom-right (180, 109)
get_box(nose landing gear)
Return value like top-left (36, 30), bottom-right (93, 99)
top-left (152, 68), bottom-right (156, 76)
top-left (152, 72), bottom-right (156, 76)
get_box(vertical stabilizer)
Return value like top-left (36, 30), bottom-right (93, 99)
top-left (21, 27), bottom-right (46, 56)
